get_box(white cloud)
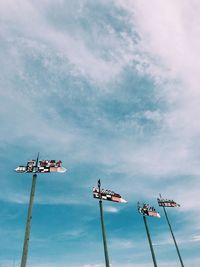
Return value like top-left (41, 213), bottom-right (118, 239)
top-left (1, 0), bottom-right (200, 210)
top-left (104, 206), bottom-right (119, 213)
top-left (0, 0), bottom-right (134, 85)
top-left (99, 0), bottom-right (200, 181)
top-left (192, 235), bottom-right (200, 242)
top-left (2, 0), bottom-right (200, 177)
top-left (116, 0), bottom-right (200, 137)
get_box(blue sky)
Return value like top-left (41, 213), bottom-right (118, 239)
top-left (0, 0), bottom-right (200, 266)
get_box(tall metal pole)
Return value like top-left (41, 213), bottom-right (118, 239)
top-left (162, 206), bottom-right (184, 267)
top-left (21, 174), bottom-right (37, 267)
top-left (98, 180), bottom-right (110, 267)
top-left (143, 216), bottom-right (158, 267)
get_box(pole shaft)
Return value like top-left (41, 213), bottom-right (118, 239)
top-left (163, 207), bottom-right (184, 267)
top-left (143, 216), bottom-right (158, 267)
top-left (21, 174), bottom-right (37, 267)
top-left (99, 200), bottom-right (110, 267)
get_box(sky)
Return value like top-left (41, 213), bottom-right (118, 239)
top-left (0, 0), bottom-right (200, 266)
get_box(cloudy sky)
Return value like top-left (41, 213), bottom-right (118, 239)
top-left (0, 0), bottom-right (200, 266)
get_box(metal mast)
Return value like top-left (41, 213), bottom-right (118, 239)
top-left (159, 194), bottom-right (184, 267)
top-left (143, 215), bottom-right (158, 267)
top-left (15, 153), bottom-right (66, 267)
top-left (98, 179), bottom-right (110, 267)
top-left (21, 153), bottom-right (39, 267)
top-left (21, 173), bottom-right (37, 267)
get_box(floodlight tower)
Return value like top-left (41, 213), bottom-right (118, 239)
top-left (98, 179), bottom-right (110, 267)
top-left (138, 202), bottom-right (160, 267)
top-left (143, 215), bottom-right (157, 267)
top-left (93, 180), bottom-right (127, 267)
top-left (158, 194), bottom-right (184, 267)
top-left (15, 154), bottom-right (66, 267)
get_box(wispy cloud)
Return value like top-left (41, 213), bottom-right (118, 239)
top-left (191, 235), bottom-right (200, 242)
top-left (104, 206), bottom-right (120, 213)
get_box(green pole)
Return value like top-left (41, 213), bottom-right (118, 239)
top-left (99, 200), bottom-right (110, 267)
top-left (21, 174), bottom-right (37, 267)
top-left (143, 216), bottom-right (158, 267)
top-left (98, 179), bottom-right (110, 267)
top-left (163, 206), bottom-right (184, 267)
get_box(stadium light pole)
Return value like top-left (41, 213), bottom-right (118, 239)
top-left (98, 179), bottom-right (110, 267)
top-left (143, 215), bottom-right (158, 267)
top-left (159, 194), bottom-right (184, 267)
top-left (15, 154), bottom-right (67, 267)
